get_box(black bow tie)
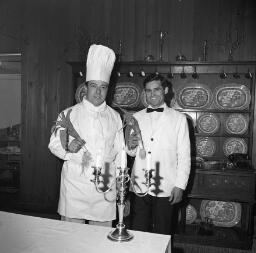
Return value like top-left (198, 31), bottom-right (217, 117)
top-left (146, 107), bottom-right (164, 113)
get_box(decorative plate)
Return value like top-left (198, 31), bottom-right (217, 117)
top-left (186, 204), bottom-right (197, 224)
top-left (200, 200), bottom-right (241, 227)
top-left (197, 113), bottom-right (220, 134)
top-left (112, 82), bottom-right (140, 108)
top-left (223, 137), bottom-right (247, 156)
top-left (75, 82), bottom-right (87, 103)
top-left (176, 83), bottom-right (213, 109)
top-left (225, 114), bottom-right (248, 135)
top-left (214, 84), bottom-right (251, 110)
top-left (196, 137), bottom-right (216, 157)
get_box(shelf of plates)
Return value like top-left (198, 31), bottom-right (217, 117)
top-left (70, 61), bottom-right (256, 249)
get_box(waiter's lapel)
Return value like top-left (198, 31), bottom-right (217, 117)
top-left (152, 108), bottom-right (167, 134)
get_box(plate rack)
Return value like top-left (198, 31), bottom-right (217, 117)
top-left (69, 60), bottom-right (256, 249)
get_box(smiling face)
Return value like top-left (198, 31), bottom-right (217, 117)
top-left (145, 80), bottom-right (168, 108)
top-left (86, 80), bottom-right (109, 106)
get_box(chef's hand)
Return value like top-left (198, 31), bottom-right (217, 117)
top-left (169, 187), bottom-right (183, 205)
top-left (68, 139), bottom-right (84, 153)
top-left (127, 133), bottom-right (139, 150)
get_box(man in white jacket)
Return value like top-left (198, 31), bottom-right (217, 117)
top-left (127, 73), bottom-right (191, 235)
top-left (48, 44), bottom-right (126, 227)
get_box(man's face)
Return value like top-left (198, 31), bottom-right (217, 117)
top-left (145, 80), bottom-right (168, 108)
top-left (86, 80), bottom-right (109, 106)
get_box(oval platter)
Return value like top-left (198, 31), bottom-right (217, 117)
top-left (176, 83), bottom-right (213, 109)
top-left (200, 200), bottom-right (241, 227)
top-left (225, 113), bottom-right (249, 135)
top-left (214, 84), bottom-right (251, 110)
top-left (186, 204), bottom-right (197, 224)
top-left (75, 82), bottom-right (87, 103)
top-left (197, 113), bottom-right (220, 134)
top-left (196, 137), bottom-right (216, 157)
top-left (112, 82), bottom-right (141, 108)
top-left (223, 137), bottom-right (247, 156)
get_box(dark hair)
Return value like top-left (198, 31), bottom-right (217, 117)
top-left (143, 73), bottom-right (174, 106)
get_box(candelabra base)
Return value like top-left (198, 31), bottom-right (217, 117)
top-left (107, 223), bottom-right (133, 242)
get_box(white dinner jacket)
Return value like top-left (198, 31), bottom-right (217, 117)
top-left (131, 104), bottom-right (191, 197)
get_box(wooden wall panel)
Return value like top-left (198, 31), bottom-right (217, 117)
top-left (21, 0), bottom-right (74, 210)
top-left (123, 0), bottom-right (136, 61)
top-left (108, 0), bottom-right (122, 55)
top-left (134, 0), bottom-right (147, 61)
top-left (243, 0), bottom-right (256, 60)
top-left (1, 0), bottom-right (256, 211)
top-left (0, 0), bottom-right (22, 53)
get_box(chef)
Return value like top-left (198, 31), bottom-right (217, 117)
top-left (48, 44), bottom-right (126, 227)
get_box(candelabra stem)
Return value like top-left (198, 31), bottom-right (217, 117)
top-left (107, 169), bottom-right (133, 242)
top-left (118, 203), bottom-right (124, 224)
top-left (107, 203), bottom-right (133, 242)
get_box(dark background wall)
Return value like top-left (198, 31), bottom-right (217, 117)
top-left (0, 0), bottom-right (256, 211)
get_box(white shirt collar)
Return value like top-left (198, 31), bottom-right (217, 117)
top-left (147, 102), bottom-right (166, 110)
top-left (82, 98), bottom-right (107, 112)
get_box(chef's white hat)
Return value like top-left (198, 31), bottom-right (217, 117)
top-left (86, 44), bottom-right (116, 84)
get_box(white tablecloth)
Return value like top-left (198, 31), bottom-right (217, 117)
top-left (0, 211), bottom-right (171, 253)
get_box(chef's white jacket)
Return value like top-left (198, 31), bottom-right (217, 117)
top-left (130, 103), bottom-right (191, 197)
top-left (48, 98), bottom-right (125, 221)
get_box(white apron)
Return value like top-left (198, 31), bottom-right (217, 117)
top-left (49, 99), bottom-right (125, 221)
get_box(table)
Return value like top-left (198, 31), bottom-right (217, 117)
top-left (0, 211), bottom-right (171, 253)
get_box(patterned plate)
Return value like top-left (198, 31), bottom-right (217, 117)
top-left (200, 200), bottom-right (241, 227)
top-left (214, 84), bottom-right (251, 110)
top-left (112, 82), bottom-right (141, 108)
top-left (197, 113), bottom-right (220, 134)
top-left (186, 204), bottom-right (197, 224)
top-left (176, 83), bottom-right (213, 109)
top-left (225, 114), bottom-right (248, 135)
top-left (75, 82), bottom-right (87, 103)
top-left (196, 137), bottom-right (216, 157)
top-left (223, 137), bottom-right (247, 156)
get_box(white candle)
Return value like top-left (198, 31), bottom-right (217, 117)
top-left (96, 155), bottom-right (101, 168)
top-left (147, 151), bottom-right (151, 171)
top-left (121, 147), bottom-right (126, 171)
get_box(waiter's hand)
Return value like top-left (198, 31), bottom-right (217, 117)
top-left (127, 133), bottom-right (139, 150)
top-left (169, 187), bottom-right (183, 205)
top-left (68, 139), bottom-right (84, 153)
